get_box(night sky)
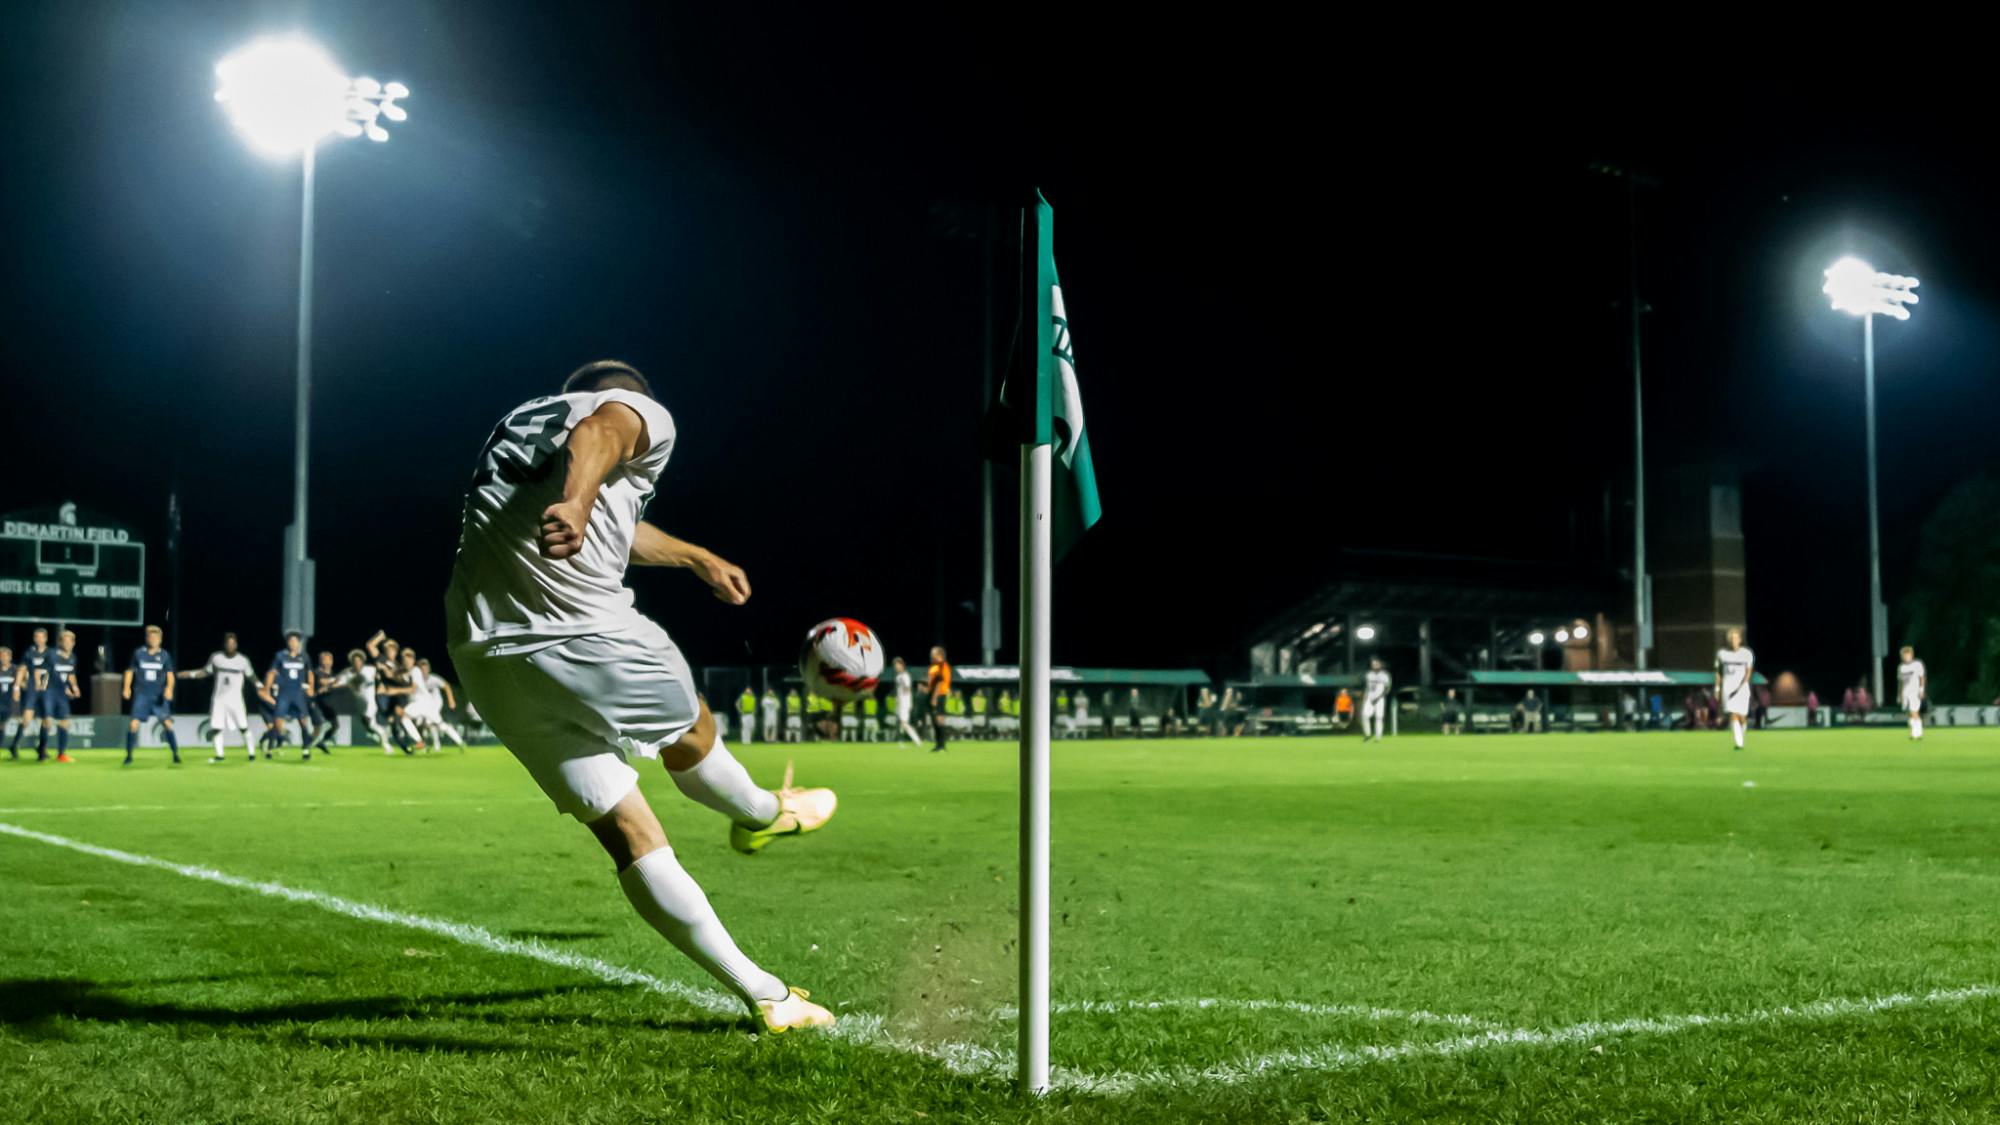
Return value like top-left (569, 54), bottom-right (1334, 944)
top-left (5, 5), bottom-right (1998, 696)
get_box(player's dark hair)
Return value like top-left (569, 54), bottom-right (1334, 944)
top-left (223, 632), bottom-right (237, 642)
top-left (285, 630), bottom-right (303, 642)
top-left (347, 649), bottom-right (365, 662)
top-left (562, 359), bottom-right (654, 399)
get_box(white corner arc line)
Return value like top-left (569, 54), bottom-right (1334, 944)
top-left (1044, 983), bottom-right (2000, 1094)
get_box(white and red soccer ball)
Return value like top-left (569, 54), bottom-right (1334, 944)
top-left (799, 617), bottom-right (884, 702)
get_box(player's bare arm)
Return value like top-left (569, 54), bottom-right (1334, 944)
top-left (122, 668), bottom-right (133, 701)
top-left (165, 670), bottom-right (175, 702)
top-left (631, 521), bottom-right (751, 605)
top-left (541, 400), bottom-right (649, 560)
top-left (366, 630), bottom-right (384, 659)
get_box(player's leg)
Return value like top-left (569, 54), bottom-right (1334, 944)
top-left (125, 716), bottom-right (141, 764)
top-left (160, 715), bottom-right (180, 763)
top-left (1907, 700), bottom-right (1923, 740)
top-left (1729, 708), bottom-right (1746, 750)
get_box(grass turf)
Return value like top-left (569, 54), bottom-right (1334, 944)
top-left (4, 729), bottom-right (2000, 1122)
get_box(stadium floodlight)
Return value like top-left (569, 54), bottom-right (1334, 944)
top-left (1573, 623), bottom-right (1590, 640)
top-left (1528, 631), bottom-right (1546, 646)
top-left (1555, 629), bottom-right (1571, 644)
top-left (1823, 257), bottom-right (1919, 321)
top-left (216, 36), bottom-right (411, 638)
top-left (1356, 625), bottom-right (1378, 642)
top-left (1822, 255), bottom-right (1917, 703)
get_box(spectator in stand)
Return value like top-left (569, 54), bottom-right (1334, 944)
top-left (1127, 688), bottom-right (1144, 737)
top-left (1440, 688), bottom-right (1464, 735)
top-left (1333, 688), bottom-right (1354, 730)
top-left (1196, 687), bottom-right (1217, 736)
top-left (1806, 690), bottom-right (1820, 728)
top-left (1856, 683), bottom-right (1874, 715)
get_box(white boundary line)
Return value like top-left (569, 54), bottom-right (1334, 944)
top-left (0, 799), bottom-right (545, 815)
top-left (9, 820), bottom-right (1991, 1096)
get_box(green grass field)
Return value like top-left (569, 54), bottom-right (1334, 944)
top-left (6, 729), bottom-right (2000, 1123)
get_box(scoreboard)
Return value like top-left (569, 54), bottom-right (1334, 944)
top-left (0, 504), bottom-right (145, 626)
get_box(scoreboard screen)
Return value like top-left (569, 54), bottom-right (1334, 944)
top-left (0, 506), bottom-right (146, 626)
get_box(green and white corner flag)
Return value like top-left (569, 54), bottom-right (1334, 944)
top-left (990, 190), bottom-right (1103, 558)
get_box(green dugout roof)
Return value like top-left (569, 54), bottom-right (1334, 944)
top-left (1455, 669), bottom-right (1767, 687)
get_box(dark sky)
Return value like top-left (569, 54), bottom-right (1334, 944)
top-left (5, 5), bottom-right (1998, 695)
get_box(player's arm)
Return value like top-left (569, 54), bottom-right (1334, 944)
top-left (165, 668), bottom-right (175, 702)
top-left (304, 669), bottom-right (315, 695)
top-left (438, 680), bottom-right (457, 710)
top-left (540, 400), bottom-right (649, 560)
top-left (365, 631), bottom-right (384, 660)
top-left (67, 672), bottom-right (81, 698)
top-left (122, 667), bottom-right (133, 700)
top-left (629, 522), bottom-right (751, 605)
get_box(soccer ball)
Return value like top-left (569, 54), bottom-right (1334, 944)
top-left (799, 617), bottom-right (884, 702)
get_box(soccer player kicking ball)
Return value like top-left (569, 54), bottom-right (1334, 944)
top-left (1715, 628), bottom-right (1755, 752)
top-left (122, 625), bottom-right (181, 765)
top-left (446, 360), bottom-right (837, 1033)
top-left (1361, 656), bottom-right (1391, 742)
top-left (1897, 645), bottom-right (1926, 741)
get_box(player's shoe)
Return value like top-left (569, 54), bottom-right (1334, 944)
top-left (730, 761), bottom-right (837, 855)
top-left (755, 986), bottom-right (835, 1033)
top-left (56, 753), bottom-right (73, 764)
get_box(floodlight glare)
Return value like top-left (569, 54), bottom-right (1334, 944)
top-left (214, 37), bottom-right (353, 158)
top-left (1528, 631), bottom-right (1546, 645)
top-left (1555, 629), bottom-right (1570, 643)
top-left (1356, 625), bottom-right (1378, 642)
top-left (1824, 257), bottom-right (1919, 321)
top-left (1573, 623), bottom-right (1590, 640)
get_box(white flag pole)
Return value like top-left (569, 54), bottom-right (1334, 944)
top-left (1016, 191), bottom-right (1055, 1096)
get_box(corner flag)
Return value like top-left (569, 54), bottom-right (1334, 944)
top-left (990, 191), bottom-right (1102, 558)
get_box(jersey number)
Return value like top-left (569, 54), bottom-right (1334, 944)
top-left (472, 408), bottom-right (568, 487)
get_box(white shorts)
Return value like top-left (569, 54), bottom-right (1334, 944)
top-left (210, 694), bottom-right (249, 732)
top-left (1901, 690), bottom-right (1923, 713)
top-left (1362, 698), bottom-right (1386, 721)
top-left (454, 617), bottom-right (701, 821)
top-left (1723, 686), bottom-right (1751, 716)
top-left (896, 697), bottom-right (912, 721)
top-left (408, 697), bottom-right (442, 723)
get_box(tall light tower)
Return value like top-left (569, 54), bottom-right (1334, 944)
top-left (1822, 256), bottom-right (1918, 704)
top-left (215, 36), bottom-right (409, 639)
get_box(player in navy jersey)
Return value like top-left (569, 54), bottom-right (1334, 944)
top-left (308, 650), bottom-right (340, 751)
top-left (262, 631), bottom-right (317, 759)
top-left (44, 631), bottom-right (83, 763)
top-left (122, 624), bottom-right (181, 764)
top-left (0, 646), bottom-right (18, 757)
top-left (10, 627), bottom-right (55, 760)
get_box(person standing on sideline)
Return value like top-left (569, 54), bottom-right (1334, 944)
top-left (736, 684), bottom-right (758, 743)
top-left (122, 624), bottom-right (181, 765)
top-left (1333, 687), bottom-right (1354, 731)
top-left (1521, 689), bottom-right (1544, 733)
top-left (1896, 645), bottom-right (1927, 741)
top-left (1361, 657), bottom-right (1391, 741)
top-left (760, 688), bottom-right (781, 748)
top-left (927, 646), bottom-right (952, 752)
top-left (1440, 687), bottom-right (1464, 735)
top-left (1714, 628), bottom-right (1756, 752)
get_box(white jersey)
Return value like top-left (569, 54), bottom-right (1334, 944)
top-left (338, 664), bottom-right (379, 707)
top-left (446, 389), bottom-right (677, 648)
top-left (1716, 646), bottom-right (1755, 704)
top-left (202, 652), bottom-right (257, 699)
top-left (406, 667), bottom-right (441, 720)
top-left (894, 670), bottom-right (914, 719)
top-left (1898, 659), bottom-right (1926, 703)
top-left (1364, 669), bottom-right (1391, 704)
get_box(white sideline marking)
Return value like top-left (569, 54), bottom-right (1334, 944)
top-left (0, 821), bottom-right (741, 1017)
top-left (0, 799), bottom-right (543, 815)
top-left (12, 820), bottom-right (1985, 1096)
top-left (1047, 983), bottom-right (2000, 1093)
top-left (1000, 996), bottom-right (1502, 1031)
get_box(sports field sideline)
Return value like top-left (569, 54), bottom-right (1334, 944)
top-left (5, 730), bottom-right (2000, 1123)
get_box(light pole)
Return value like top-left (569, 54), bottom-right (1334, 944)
top-left (1822, 256), bottom-right (1918, 705)
top-left (215, 36), bottom-right (409, 639)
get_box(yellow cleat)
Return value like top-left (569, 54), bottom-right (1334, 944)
top-left (731, 760), bottom-right (838, 855)
top-left (756, 986), bottom-right (835, 1033)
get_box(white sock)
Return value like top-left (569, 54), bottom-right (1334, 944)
top-left (1912, 717), bottom-right (1923, 738)
top-left (1732, 718), bottom-right (1745, 749)
top-left (213, 735), bottom-right (225, 757)
top-left (670, 738), bottom-right (780, 827)
top-left (618, 846), bottom-right (786, 1010)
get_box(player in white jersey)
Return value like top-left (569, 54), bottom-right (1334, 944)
top-left (179, 632), bottom-right (261, 762)
top-left (1714, 628), bottom-right (1755, 751)
top-left (1360, 657), bottom-right (1392, 741)
top-left (337, 648), bottom-right (395, 753)
top-left (410, 656), bottom-right (469, 751)
top-left (890, 656), bottom-right (923, 747)
top-left (445, 360), bottom-right (837, 1033)
top-left (1896, 645), bottom-right (1927, 740)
